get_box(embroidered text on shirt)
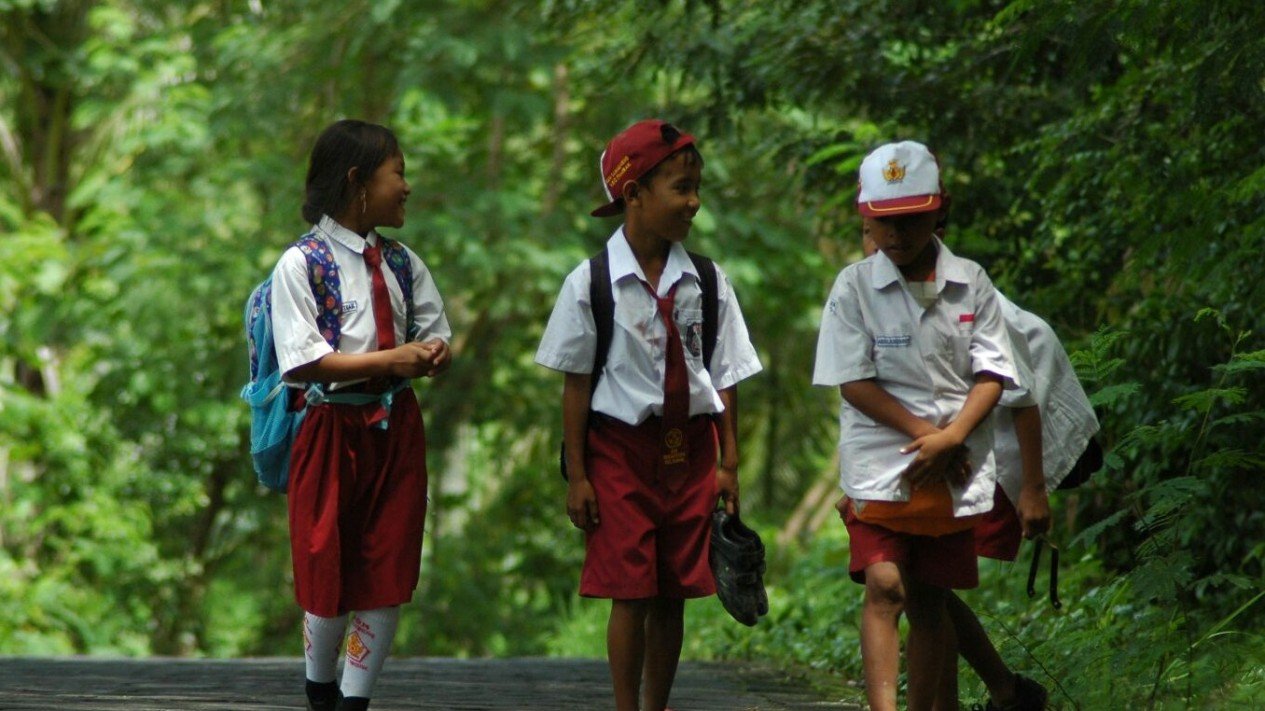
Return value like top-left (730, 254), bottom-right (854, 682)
top-left (875, 335), bottom-right (912, 348)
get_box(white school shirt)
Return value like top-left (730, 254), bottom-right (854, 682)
top-left (535, 228), bottom-right (763, 425)
top-left (812, 238), bottom-right (1018, 516)
top-left (271, 215), bottom-right (452, 387)
top-left (993, 292), bottom-right (1100, 502)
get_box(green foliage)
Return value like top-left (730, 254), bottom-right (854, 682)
top-left (0, 6), bottom-right (1261, 707)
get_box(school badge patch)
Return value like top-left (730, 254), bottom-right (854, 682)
top-left (346, 631), bottom-right (370, 665)
top-left (663, 427), bottom-right (687, 466)
top-left (882, 159), bottom-right (906, 184)
top-left (684, 321), bottom-right (704, 357)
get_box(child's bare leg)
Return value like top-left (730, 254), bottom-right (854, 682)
top-left (608, 598), bottom-right (650, 711)
top-left (860, 562), bottom-right (905, 711)
top-left (944, 592), bottom-right (1019, 705)
top-left (641, 596), bottom-right (685, 711)
top-left (904, 579), bottom-right (950, 711)
top-left (932, 605), bottom-right (960, 711)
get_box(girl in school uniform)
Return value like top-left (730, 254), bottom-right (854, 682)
top-left (270, 119), bottom-right (452, 711)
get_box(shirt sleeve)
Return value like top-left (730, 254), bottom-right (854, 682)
top-left (271, 247), bottom-right (335, 377)
top-left (967, 270), bottom-right (1020, 389)
top-left (406, 248), bottom-right (453, 344)
top-left (535, 261), bottom-right (598, 374)
top-left (707, 265), bottom-right (763, 390)
top-left (813, 268), bottom-right (877, 386)
top-left (999, 308), bottom-right (1038, 408)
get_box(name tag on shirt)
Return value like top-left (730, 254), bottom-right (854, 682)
top-left (341, 301), bottom-right (358, 314)
top-left (875, 335), bottom-right (912, 348)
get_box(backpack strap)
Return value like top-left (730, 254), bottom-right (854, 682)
top-left (292, 234), bottom-right (342, 348)
top-left (586, 248), bottom-right (720, 395)
top-left (245, 281), bottom-right (273, 380)
top-left (687, 251), bottom-right (719, 371)
top-left (588, 249), bottom-right (614, 397)
top-left (379, 237), bottom-right (417, 338)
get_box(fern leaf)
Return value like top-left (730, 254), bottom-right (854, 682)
top-left (1089, 382), bottom-right (1141, 408)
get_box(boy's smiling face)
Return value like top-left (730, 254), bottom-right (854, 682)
top-left (628, 151), bottom-right (702, 244)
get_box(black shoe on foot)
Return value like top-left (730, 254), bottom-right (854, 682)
top-left (985, 673), bottom-right (1048, 711)
top-left (336, 696), bottom-right (371, 711)
top-left (305, 680), bottom-right (341, 711)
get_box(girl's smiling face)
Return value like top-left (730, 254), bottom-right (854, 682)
top-left (361, 152), bottom-right (410, 230)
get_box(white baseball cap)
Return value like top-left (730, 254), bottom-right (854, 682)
top-left (857, 141), bottom-right (942, 218)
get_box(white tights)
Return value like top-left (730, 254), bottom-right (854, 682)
top-left (303, 606), bottom-right (401, 699)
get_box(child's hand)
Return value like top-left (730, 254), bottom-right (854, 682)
top-left (717, 464), bottom-right (740, 515)
top-left (386, 342), bottom-right (441, 379)
top-left (900, 431), bottom-right (969, 488)
top-left (567, 476), bottom-right (600, 531)
top-left (834, 494), bottom-right (849, 522)
top-left (941, 445), bottom-right (972, 488)
top-left (1017, 484), bottom-right (1051, 539)
top-left (418, 338), bottom-right (451, 377)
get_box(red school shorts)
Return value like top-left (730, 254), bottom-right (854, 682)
top-left (288, 389), bottom-right (428, 617)
top-left (973, 485), bottom-right (1022, 561)
top-left (579, 415), bottom-right (718, 600)
top-left (843, 500), bottom-right (979, 590)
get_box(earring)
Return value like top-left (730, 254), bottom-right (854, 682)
top-left (360, 190), bottom-right (367, 216)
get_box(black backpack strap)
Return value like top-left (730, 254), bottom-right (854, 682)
top-left (588, 248), bottom-right (614, 396)
top-left (687, 251), bottom-right (719, 371)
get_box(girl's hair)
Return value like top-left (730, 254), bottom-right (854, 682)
top-left (302, 120), bottom-right (400, 225)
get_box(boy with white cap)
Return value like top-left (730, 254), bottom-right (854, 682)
top-left (813, 140), bottom-right (1018, 711)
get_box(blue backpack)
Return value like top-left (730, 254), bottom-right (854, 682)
top-left (242, 233), bottom-right (415, 492)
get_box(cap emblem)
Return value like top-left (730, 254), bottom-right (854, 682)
top-left (882, 159), bottom-right (906, 184)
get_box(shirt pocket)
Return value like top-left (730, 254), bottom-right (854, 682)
top-left (675, 307), bottom-right (705, 363)
top-left (944, 331), bottom-right (974, 377)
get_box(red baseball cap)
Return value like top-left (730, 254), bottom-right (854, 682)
top-left (591, 119), bottom-right (696, 217)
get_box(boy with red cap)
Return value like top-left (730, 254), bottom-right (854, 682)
top-left (813, 140), bottom-right (1018, 711)
top-left (536, 119), bottom-right (762, 711)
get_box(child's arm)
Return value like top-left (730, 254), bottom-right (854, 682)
top-left (840, 379), bottom-right (969, 486)
top-left (288, 343), bottom-right (445, 383)
top-left (1011, 404), bottom-right (1051, 538)
top-left (899, 372), bottom-right (1005, 487)
top-left (563, 372), bottom-right (600, 531)
top-left (840, 379), bottom-right (941, 440)
top-left (716, 386), bottom-right (740, 515)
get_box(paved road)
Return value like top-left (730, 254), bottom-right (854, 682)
top-left (0, 656), bottom-right (861, 710)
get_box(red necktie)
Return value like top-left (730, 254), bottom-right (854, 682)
top-left (647, 282), bottom-right (689, 485)
top-left (362, 243), bottom-right (397, 352)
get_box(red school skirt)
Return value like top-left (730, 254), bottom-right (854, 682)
top-left (287, 389), bottom-right (428, 617)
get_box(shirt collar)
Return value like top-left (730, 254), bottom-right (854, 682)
top-left (869, 236), bottom-right (970, 292)
top-left (316, 214), bottom-right (378, 253)
top-left (605, 226), bottom-right (698, 295)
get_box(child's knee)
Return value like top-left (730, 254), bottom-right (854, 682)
top-left (903, 582), bottom-right (949, 627)
top-left (864, 564), bottom-right (907, 612)
top-left (647, 596), bottom-right (685, 619)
